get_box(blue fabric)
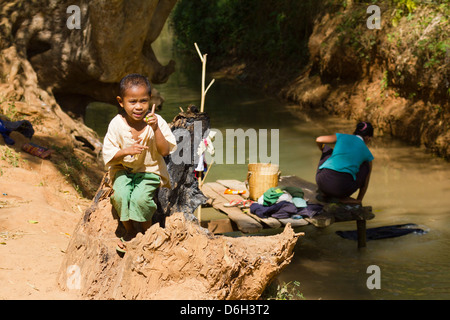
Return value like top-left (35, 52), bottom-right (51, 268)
top-left (0, 119), bottom-right (35, 145)
top-left (250, 201), bottom-right (298, 219)
top-left (250, 201), bottom-right (323, 219)
top-left (292, 197), bottom-right (307, 208)
top-left (297, 203), bottom-right (323, 218)
top-left (319, 133), bottom-right (374, 180)
top-left (336, 224), bottom-right (427, 241)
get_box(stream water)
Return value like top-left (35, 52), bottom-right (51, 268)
top-left (85, 23), bottom-right (450, 300)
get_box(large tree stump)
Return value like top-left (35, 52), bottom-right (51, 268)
top-left (57, 188), bottom-right (300, 299)
top-left (58, 108), bottom-right (301, 299)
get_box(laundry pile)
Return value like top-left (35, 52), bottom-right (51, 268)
top-left (0, 118), bottom-right (34, 145)
top-left (0, 117), bottom-right (53, 159)
top-left (250, 186), bottom-right (323, 220)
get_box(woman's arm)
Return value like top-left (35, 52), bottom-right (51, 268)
top-left (357, 161), bottom-right (372, 202)
top-left (315, 134), bottom-right (337, 151)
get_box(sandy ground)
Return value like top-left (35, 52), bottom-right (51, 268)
top-left (0, 150), bottom-right (91, 299)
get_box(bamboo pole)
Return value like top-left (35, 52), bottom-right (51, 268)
top-left (194, 43), bottom-right (215, 113)
top-left (193, 43), bottom-right (215, 223)
top-left (200, 160), bottom-right (214, 188)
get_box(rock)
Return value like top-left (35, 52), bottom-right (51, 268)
top-left (1, 0), bottom-right (176, 112)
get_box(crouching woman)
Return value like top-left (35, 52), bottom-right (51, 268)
top-left (315, 122), bottom-right (374, 204)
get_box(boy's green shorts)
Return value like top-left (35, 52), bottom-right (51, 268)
top-left (110, 171), bottom-right (160, 222)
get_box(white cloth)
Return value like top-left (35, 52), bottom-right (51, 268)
top-left (195, 130), bottom-right (216, 172)
top-left (195, 153), bottom-right (205, 172)
top-left (276, 192), bottom-right (293, 204)
top-left (102, 114), bottom-right (177, 188)
top-left (197, 131), bottom-right (216, 156)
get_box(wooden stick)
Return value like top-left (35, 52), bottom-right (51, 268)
top-left (200, 54), bottom-right (206, 112)
top-left (194, 43), bottom-right (215, 113)
top-left (197, 172), bottom-right (203, 223)
top-left (356, 219), bottom-right (367, 249)
top-left (205, 79), bottom-right (215, 95)
top-left (194, 42), bottom-right (204, 62)
top-left (200, 159), bottom-right (214, 188)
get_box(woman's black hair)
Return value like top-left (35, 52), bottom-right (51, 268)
top-left (354, 121), bottom-right (374, 137)
top-left (119, 73), bottom-right (151, 98)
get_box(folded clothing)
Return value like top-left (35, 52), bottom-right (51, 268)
top-left (262, 187), bottom-right (285, 206)
top-left (250, 201), bottom-right (298, 219)
top-left (292, 197), bottom-right (307, 208)
top-left (260, 186), bottom-right (306, 207)
top-left (297, 203), bottom-right (323, 218)
top-left (281, 186), bottom-right (304, 199)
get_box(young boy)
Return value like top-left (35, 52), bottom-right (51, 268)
top-left (102, 73), bottom-right (177, 253)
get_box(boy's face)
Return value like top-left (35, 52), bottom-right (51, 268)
top-left (117, 85), bottom-right (151, 123)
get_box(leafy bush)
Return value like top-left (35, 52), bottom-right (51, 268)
top-left (171, 0), bottom-right (326, 67)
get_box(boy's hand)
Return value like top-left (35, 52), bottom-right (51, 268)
top-left (145, 104), bottom-right (158, 131)
top-left (124, 138), bottom-right (148, 156)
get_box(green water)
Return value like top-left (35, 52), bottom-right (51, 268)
top-left (84, 23), bottom-right (450, 300)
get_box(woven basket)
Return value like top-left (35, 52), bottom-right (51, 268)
top-left (246, 163), bottom-right (280, 201)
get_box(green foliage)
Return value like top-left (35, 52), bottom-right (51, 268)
top-left (390, 0), bottom-right (449, 26)
top-left (391, 0), bottom-right (418, 27)
top-left (335, 4), bottom-right (378, 63)
top-left (261, 279), bottom-right (305, 300)
top-left (171, 0), bottom-right (326, 67)
top-left (0, 146), bottom-right (21, 167)
top-left (271, 281), bottom-right (305, 300)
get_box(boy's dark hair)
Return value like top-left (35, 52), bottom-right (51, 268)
top-left (354, 121), bottom-right (374, 137)
top-left (119, 73), bottom-right (152, 98)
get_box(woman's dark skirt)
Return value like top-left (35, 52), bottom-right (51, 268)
top-left (315, 146), bottom-right (370, 198)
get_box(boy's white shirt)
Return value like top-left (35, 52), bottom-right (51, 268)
top-left (102, 114), bottom-right (177, 188)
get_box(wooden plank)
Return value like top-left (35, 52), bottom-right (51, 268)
top-left (304, 214), bottom-right (335, 228)
top-left (279, 218), bottom-right (309, 228)
top-left (203, 219), bottom-right (234, 234)
top-left (207, 181), bottom-right (246, 201)
top-left (201, 183), bottom-right (263, 233)
top-left (216, 180), bottom-right (249, 199)
top-left (278, 175), bottom-right (319, 203)
top-left (207, 182), bottom-right (282, 229)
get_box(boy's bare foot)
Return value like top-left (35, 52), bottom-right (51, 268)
top-left (116, 232), bottom-right (136, 253)
top-left (116, 237), bottom-right (127, 253)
